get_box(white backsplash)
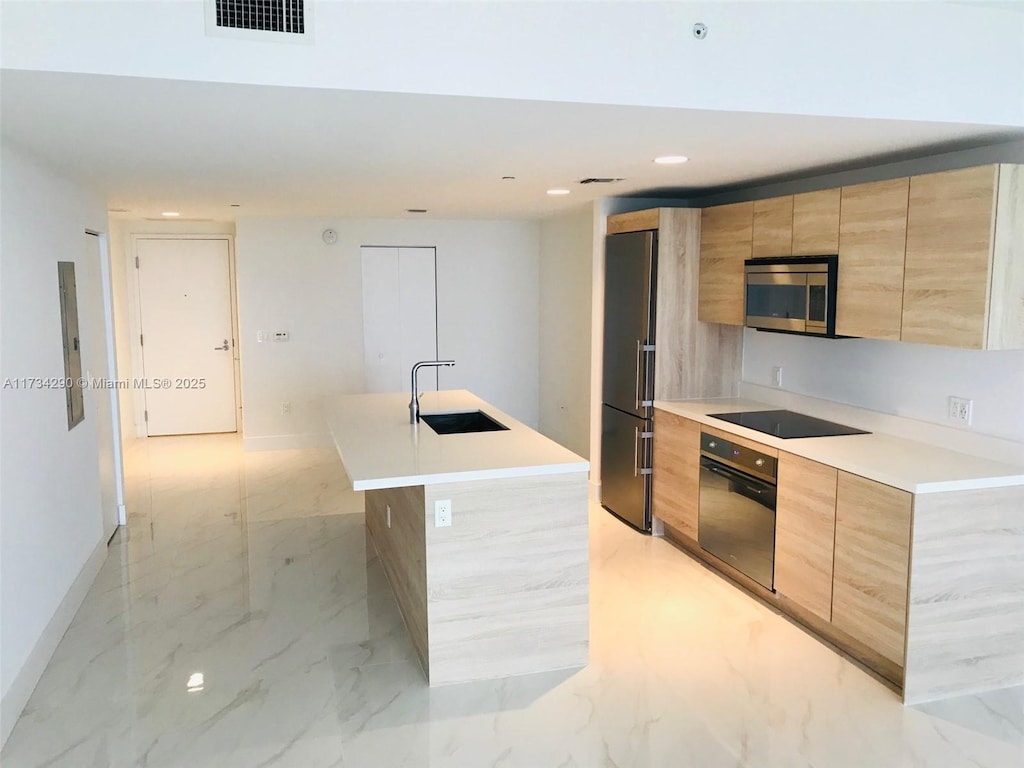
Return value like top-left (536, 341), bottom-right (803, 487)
top-left (740, 328), bottom-right (1024, 463)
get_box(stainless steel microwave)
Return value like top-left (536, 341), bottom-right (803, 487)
top-left (744, 256), bottom-right (839, 336)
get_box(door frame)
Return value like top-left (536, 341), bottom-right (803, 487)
top-left (88, 230), bottom-right (128, 528)
top-left (128, 234), bottom-right (242, 438)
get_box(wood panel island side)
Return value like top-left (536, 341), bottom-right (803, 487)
top-left (328, 390), bottom-right (590, 685)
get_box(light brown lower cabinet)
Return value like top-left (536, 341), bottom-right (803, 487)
top-left (652, 410), bottom-right (700, 540)
top-left (774, 453), bottom-right (838, 622)
top-left (831, 471), bottom-right (913, 666)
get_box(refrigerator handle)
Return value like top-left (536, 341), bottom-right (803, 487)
top-left (634, 340), bottom-right (642, 410)
top-left (633, 426), bottom-right (638, 477)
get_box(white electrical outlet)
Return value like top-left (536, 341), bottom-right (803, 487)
top-left (281, 401), bottom-right (291, 415)
top-left (386, 505), bottom-right (391, 528)
top-left (772, 366), bottom-right (783, 387)
top-left (949, 396), bottom-right (973, 425)
top-left (434, 499), bottom-right (452, 528)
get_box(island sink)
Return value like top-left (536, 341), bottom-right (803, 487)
top-left (420, 410), bottom-right (509, 435)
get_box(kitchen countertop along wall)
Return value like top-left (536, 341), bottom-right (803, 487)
top-left (654, 397), bottom-right (1024, 494)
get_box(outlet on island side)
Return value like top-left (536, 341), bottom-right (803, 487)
top-left (434, 499), bottom-right (452, 528)
top-left (281, 401), bottom-right (292, 415)
top-left (949, 396), bottom-right (973, 426)
top-left (772, 366), bottom-right (783, 387)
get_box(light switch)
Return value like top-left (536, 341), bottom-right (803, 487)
top-left (257, 330), bottom-right (269, 343)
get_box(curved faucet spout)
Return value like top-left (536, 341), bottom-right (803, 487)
top-left (410, 360), bottom-right (456, 423)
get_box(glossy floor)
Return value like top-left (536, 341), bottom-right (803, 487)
top-left (2, 435), bottom-right (1021, 767)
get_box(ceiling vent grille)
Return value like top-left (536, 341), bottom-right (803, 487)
top-left (215, 0), bottom-right (305, 34)
top-left (579, 178), bottom-right (624, 185)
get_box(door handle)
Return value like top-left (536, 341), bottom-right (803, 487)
top-left (634, 428), bottom-right (653, 477)
top-left (214, 339), bottom-right (230, 351)
top-left (634, 340), bottom-right (642, 410)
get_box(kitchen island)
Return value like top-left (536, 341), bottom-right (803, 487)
top-left (328, 390), bottom-right (590, 685)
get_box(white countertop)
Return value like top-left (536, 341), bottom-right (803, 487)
top-left (654, 398), bottom-right (1024, 494)
top-left (328, 390), bottom-right (589, 491)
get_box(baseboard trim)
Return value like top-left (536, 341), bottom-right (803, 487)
top-left (242, 433), bottom-right (334, 452)
top-left (1, 537), bottom-right (108, 747)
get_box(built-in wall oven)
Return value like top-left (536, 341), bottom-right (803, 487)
top-left (697, 432), bottom-right (777, 591)
top-left (745, 255), bottom-right (838, 336)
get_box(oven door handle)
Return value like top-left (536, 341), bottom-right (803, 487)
top-left (705, 463), bottom-right (773, 494)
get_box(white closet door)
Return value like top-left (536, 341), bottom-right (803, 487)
top-left (361, 247), bottom-right (437, 393)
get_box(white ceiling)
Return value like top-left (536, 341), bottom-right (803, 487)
top-left (2, 70), bottom-right (1020, 221)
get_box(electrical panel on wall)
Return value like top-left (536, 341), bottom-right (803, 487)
top-left (57, 261), bottom-right (85, 430)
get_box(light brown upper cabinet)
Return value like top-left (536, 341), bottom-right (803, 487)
top-left (836, 178), bottom-right (910, 340)
top-left (651, 410), bottom-right (701, 541)
top-left (792, 188), bottom-right (841, 256)
top-left (774, 453), bottom-right (838, 623)
top-left (902, 164), bottom-right (1024, 350)
top-left (699, 202), bottom-right (753, 325)
top-left (831, 472), bottom-right (912, 667)
top-left (752, 196), bottom-right (794, 257)
top-left (607, 208), bottom-right (661, 235)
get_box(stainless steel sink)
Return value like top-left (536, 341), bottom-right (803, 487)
top-left (419, 410), bottom-right (509, 435)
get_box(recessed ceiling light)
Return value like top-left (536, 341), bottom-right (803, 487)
top-left (654, 155), bottom-right (688, 165)
top-left (161, 211), bottom-right (180, 217)
top-left (547, 189), bottom-right (571, 196)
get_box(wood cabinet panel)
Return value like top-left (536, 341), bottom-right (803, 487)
top-left (699, 202), bottom-right (752, 325)
top-left (608, 208), bottom-right (660, 235)
top-left (836, 178), bottom-right (909, 340)
top-left (654, 209), bottom-right (743, 400)
top-left (832, 472), bottom-right (912, 666)
top-left (365, 486), bottom-right (429, 673)
top-left (792, 188), bottom-right (841, 255)
top-left (775, 453), bottom-right (838, 622)
top-left (901, 166), bottom-right (998, 349)
top-left (652, 410), bottom-right (701, 540)
top-left (989, 165), bottom-right (1024, 350)
top-left (752, 196), bottom-right (794, 257)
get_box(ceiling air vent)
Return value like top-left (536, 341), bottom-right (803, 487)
top-left (578, 178), bottom-right (624, 185)
top-left (214, 0), bottom-right (305, 34)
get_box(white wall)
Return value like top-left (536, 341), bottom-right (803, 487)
top-left (3, 2), bottom-right (1022, 126)
top-left (234, 217), bottom-right (540, 449)
top-left (743, 330), bottom-right (1024, 445)
top-left (538, 205), bottom-right (593, 458)
top-left (0, 143), bottom-right (109, 744)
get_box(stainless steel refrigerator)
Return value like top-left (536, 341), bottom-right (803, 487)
top-left (601, 229), bottom-right (656, 532)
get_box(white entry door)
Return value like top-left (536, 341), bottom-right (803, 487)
top-left (136, 238), bottom-right (237, 435)
top-left (361, 247), bottom-right (438, 393)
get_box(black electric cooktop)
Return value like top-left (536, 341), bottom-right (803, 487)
top-left (708, 410), bottom-right (870, 439)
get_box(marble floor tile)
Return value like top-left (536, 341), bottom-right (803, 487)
top-left (2, 434), bottom-right (1022, 767)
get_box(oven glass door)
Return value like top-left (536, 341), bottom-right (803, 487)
top-left (698, 457), bottom-right (777, 590)
top-left (745, 273), bottom-right (808, 332)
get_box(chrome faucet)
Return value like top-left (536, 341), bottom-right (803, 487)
top-left (409, 360), bottom-right (455, 423)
